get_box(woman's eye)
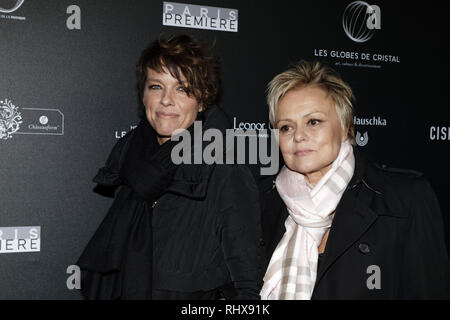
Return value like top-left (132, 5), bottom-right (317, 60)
top-left (308, 119), bottom-right (322, 126)
top-left (279, 125), bottom-right (291, 133)
top-left (148, 84), bottom-right (161, 90)
top-left (177, 86), bottom-right (187, 92)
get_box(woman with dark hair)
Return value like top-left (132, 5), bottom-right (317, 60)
top-left (77, 34), bottom-right (264, 300)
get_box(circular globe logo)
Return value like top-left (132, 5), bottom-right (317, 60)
top-left (0, 0), bottom-right (25, 14)
top-left (342, 1), bottom-right (376, 43)
top-left (39, 115), bottom-right (48, 125)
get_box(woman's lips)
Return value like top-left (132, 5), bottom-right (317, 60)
top-left (294, 149), bottom-right (313, 156)
top-left (156, 111), bottom-right (179, 119)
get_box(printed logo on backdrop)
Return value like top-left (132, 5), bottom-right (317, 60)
top-left (233, 117), bottom-right (271, 138)
top-left (0, 99), bottom-right (22, 139)
top-left (356, 131), bottom-right (369, 147)
top-left (429, 126), bottom-right (450, 141)
top-left (0, 99), bottom-right (64, 140)
top-left (115, 124), bottom-right (138, 139)
top-left (0, 0), bottom-right (25, 20)
top-left (0, 226), bottom-right (40, 253)
top-left (163, 2), bottom-right (238, 32)
top-left (354, 115), bottom-right (387, 147)
top-left (314, 3), bottom-right (400, 69)
top-left (343, 1), bottom-right (381, 43)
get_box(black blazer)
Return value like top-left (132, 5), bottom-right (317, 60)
top-left (259, 149), bottom-right (450, 299)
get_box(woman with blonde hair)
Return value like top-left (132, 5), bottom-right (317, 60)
top-left (260, 60), bottom-right (450, 299)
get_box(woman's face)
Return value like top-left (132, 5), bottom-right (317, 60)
top-left (275, 86), bottom-right (347, 185)
top-left (143, 67), bottom-right (202, 144)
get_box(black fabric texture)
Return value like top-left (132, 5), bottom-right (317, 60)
top-left (77, 105), bottom-right (264, 300)
top-left (260, 148), bottom-right (450, 299)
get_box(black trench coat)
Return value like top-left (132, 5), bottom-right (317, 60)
top-left (259, 148), bottom-right (450, 299)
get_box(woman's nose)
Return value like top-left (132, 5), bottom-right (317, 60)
top-left (293, 126), bottom-right (307, 143)
top-left (160, 89), bottom-right (174, 106)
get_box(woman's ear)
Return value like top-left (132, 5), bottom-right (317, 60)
top-left (341, 126), bottom-right (349, 142)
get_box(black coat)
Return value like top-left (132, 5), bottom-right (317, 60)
top-left (149, 162), bottom-right (264, 299)
top-left (78, 106), bottom-right (265, 299)
top-left (259, 148), bottom-right (450, 299)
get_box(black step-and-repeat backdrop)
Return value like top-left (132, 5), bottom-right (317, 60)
top-left (1, 0), bottom-right (448, 299)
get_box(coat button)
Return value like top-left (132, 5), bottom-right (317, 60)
top-left (260, 239), bottom-right (265, 247)
top-left (358, 243), bottom-right (370, 254)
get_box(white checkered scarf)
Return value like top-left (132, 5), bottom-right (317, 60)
top-left (261, 140), bottom-right (355, 300)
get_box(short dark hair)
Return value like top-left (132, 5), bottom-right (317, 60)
top-left (136, 34), bottom-right (221, 113)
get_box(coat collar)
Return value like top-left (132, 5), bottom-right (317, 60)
top-left (312, 147), bottom-right (381, 292)
top-left (345, 147), bottom-right (383, 196)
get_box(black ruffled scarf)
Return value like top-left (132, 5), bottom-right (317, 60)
top-left (120, 119), bottom-right (180, 202)
top-left (77, 119), bottom-right (182, 299)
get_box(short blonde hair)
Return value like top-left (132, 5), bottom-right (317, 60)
top-left (267, 60), bottom-right (356, 145)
